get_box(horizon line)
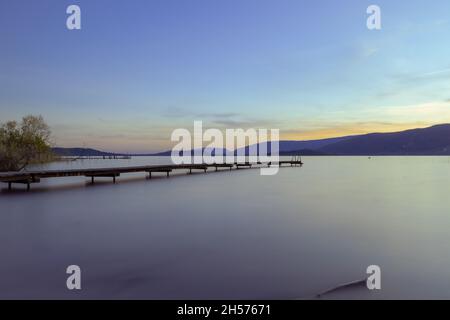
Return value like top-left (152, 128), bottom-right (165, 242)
top-left (53, 122), bottom-right (450, 155)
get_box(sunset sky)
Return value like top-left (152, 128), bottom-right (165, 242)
top-left (1, 0), bottom-right (450, 152)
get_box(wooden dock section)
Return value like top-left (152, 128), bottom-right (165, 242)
top-left (0, 160), bottom-right (303, 191)
top-left (61, 155), bottom-right (132, 161)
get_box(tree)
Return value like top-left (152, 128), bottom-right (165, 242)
top-left (0, 115), bottom-right (54, 172)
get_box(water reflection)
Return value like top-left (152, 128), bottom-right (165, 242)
top-left (1, 156), bottom-right (450, 299)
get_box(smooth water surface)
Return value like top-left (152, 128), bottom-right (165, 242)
top-left (1, 156), bottom-right (450, 299)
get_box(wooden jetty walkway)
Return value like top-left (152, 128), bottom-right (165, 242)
top-left (0, 160), bottom-right (303, 191)
top-left (60, 155), bottom-right (132, 161)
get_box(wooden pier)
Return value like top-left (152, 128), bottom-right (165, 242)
top-left (60, 155), bottom-right (132, 161)
top-left (0, 160), bottom-right (303, 191)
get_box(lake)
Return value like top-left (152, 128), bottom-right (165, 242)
top-left (1, 156), bottom-right (450, 299)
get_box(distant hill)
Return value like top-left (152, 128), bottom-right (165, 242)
top-left (279, 149), bottom-right (330, 156)
top-left (277, 136), bottom-right (354, 152)
top-left (150, 148), bottom-right (229, 157)
top-left (319, 124), bottom-right (450, 155)
top-left (53, 124), bottom-right (450, 157)
top-left (114, 138), bottom-right (354, 157)
top-left (237, 137), bottom-right (349, 155)
top-left (52, 148), bottom-right (124, 157)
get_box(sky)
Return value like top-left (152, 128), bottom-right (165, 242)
top-left (1, 0), bottom-right (450, 152)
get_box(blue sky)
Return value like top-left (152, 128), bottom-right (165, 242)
top-left (1, 0), bottom-right (450, 152)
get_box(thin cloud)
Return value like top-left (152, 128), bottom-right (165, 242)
top-left (392, 67), bottom-right (450, 84)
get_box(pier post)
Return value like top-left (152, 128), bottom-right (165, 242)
top-left (91, 176), bottom-right (94, 184)
top-left (27, 182), bottom-right (30, 191)
top-left (167, 171), bottom-right (170, 178)
top-left (148, 172), bottom-right (152, 180)
top-left (204, 168), bottom-right (207, 173)
top-left (8, 182), bottom-right (11, 191)
top-left (113, 176), bottom-right (116, 184)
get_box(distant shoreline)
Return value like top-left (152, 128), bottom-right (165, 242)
top-left (53, 123), bottom-right (450, 157)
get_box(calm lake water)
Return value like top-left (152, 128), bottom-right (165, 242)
top-left (1, 156), bottom-right (450, 299)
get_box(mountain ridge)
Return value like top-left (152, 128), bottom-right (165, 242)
top-left (52, 124), bottom-right (450, 156)
top-left (319, 124), bottom-right (450, 155)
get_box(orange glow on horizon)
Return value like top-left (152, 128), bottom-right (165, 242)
top-left (280, 122), bottom-right (433, 141)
